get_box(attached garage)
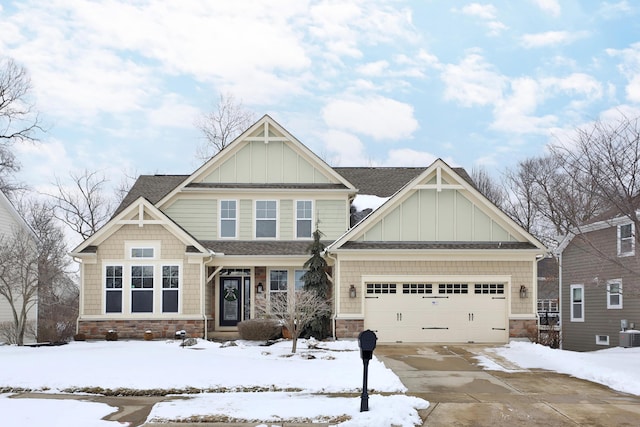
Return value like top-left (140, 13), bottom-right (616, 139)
top-left (363, 278), bottom-right (508, 343)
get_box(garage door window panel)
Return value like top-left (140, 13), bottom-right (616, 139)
top-left (403, 283), bottom-right (432, 294)
top-left (366, 283), bottom-right (397, 294)
top-left (439, 283), bottom-right (468, 294)
top-left (474, 284), bottom-right (504, 294)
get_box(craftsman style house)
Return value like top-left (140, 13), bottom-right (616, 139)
top-left (71, 115), bottom-right (546, 343)
top-left (558, 212), bottom-right (640, 351)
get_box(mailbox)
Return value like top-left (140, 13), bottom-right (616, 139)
top-left (358, 329), bottom-right (377, 361)
top-left (357, 329), bottom-right (377, 412)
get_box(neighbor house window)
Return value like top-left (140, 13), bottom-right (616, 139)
top-left (269, 269), bottom-right (288, 306)
top-left (296, 200), bottom-right (313, 238)
top-left (596, 335), bottom-right (610, 346)
top-left (256, 200), bottom-right (277, 238)
top-left (294, 269), bottom-right (308, 290)
top-left (618, 223), bottom-right (635, 257)
top-left (105, 265), bottom-right (123, 313)
top-left (607, 280), bottom-right (622, 309)
top-left (570, 284), bottom-right (584, 322)
top-left (220, 200), bottom-right (237, 238)
top-left (131, 265), bottom-right (154, 313)
top-left (131, 247), bottom-right (154, 258)
top-left (162, 265), bottom-right (179, 313)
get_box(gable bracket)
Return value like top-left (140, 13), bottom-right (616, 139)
top-left (116, 204), bottom-right (164, 227)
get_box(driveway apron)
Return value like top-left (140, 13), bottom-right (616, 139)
top-left (375, 344), bottom-right (640, 427)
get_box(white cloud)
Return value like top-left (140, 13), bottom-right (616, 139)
top-left (530, 0), bottom-right (561, 17)
top-left (521, 31), bottom-right (588, 48)
top-left (147, 94), bottom-right (202, 129)
top-left (607, 42), bottom-right (640, 103)
top-left (322, 96), bottom-right (418, 141)
top-left (14, 139), bottom-right (73, 189)
top-left (321, 130), bottom-right (367, 166)
top-left (441, 53), bottom-right (506, 107)
top-left (455, 3), bottom-right (508, 36)
top-left (356, 61), bottom-right (390, 77)
top-left (599, 1), bottom-right (633, 19)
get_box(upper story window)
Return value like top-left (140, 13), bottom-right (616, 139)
top-left (570, 284), bottom-right (584, 322)
top-left (131, 248), bottom-right (154, 258)
top-left (220, 200), bottom-right (237, 238)
top-left (296, 200), bottom-right (313, 238)
top-left (256, 200), bottom-right (277, 238)
top-left (607, 279), bottom-right (622, 309)
top-left (618, 223), bottom-right (635, 257)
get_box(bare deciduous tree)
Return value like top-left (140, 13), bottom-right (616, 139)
top-left (21, 198), bottom-right (78, 343)
top-left (471, 166), bottom-right (505, 208)
top-left (0, 226), bottom-right (38, 345)
top-left (0, 57), bottom-right (43, 196)
top-left (256, 290), bottom-right (331, 353)
top-left (50, 169), bottom-right (115, 240)
top-left (195, 93), bottom-right (255, 161)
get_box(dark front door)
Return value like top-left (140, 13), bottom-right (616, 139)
top-left (220, 277), bottom-right (242, 326)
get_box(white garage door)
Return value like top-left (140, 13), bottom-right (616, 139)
top-left (364, 282), bottom-right (507, 343)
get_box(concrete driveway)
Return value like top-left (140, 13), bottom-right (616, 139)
top-left (375, 344), bottom-right (640, 427)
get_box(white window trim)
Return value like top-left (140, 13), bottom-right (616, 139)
top-left (161, 264), bottom-right (181, 314)
top-left (295, 200), bottom-right (313, 239)
top-left (595, 335), bottom-right (610, 346)
top-left (617, 223), bottom-right (635, 257)
top-left (131, 265), bottom-right (155, 313)
top-left (104, 264), bottom-right (124, 314)
top-left (125, 241), bottom-right (161, 260)
top-left (606, 279), bottom-right (623, 309)
top-left (570, 284), bottom-right (584, 322)
top-left (255, 200), bottom-right (278, 239)
top-left (219, 199), bottom-right (238, 239)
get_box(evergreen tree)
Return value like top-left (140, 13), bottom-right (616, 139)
top-left (301, 229), bottom-right (331, 339)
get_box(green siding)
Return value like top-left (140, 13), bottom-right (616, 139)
top-left (164, 199), bottom-right (216, 240)
top-left (419, 190), bottom-right (437, 240)
top-left (283, 145), bottom-right (299, 182)
top-left (235, 146), bottom-right (252, 182)
top-left (383, 206), bottom-right (402, 241)
top-left (474, 207), bottom-right (492, 240)
top-left (266, 141), bottom-right (284, 183)
top-left (239, 199), bottom-right (253, 239)
top-left (280, 199), bottom-right (293, 239)
top-left (437, 190), bottom-right (456, 240)
top-left (251, 143), bottom-right (267, 182)
top-left (456, 192), bottom-right (473, 240)
top-left (400, 193), bottom-right (419, 240)
top-left (317, 199), bottom-right (348, 240)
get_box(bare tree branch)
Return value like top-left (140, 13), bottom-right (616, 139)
top-left (195, 93), bottom-right (256, 161)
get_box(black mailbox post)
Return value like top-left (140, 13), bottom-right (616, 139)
top-left (358, 329), bottom-right (377, 412)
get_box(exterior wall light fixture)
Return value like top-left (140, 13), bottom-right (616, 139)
top-left (519, 285), bottom-right (528, 299)
top-left (349, 284), bottom-right (357, 298)
top-left (257, 282), bottom-right (264, 293)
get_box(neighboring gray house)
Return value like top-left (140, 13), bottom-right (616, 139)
top-left (558, 212), bottom-right (640, 351)
top-left (0, 190), bottom-right (38, 344)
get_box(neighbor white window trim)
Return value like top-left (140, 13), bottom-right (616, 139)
top-left (595, 335), bottom-right (609, 346)
top-left (617, 223), bottom-right (635, 257)
top-left (606, 279), bottom-right (623, 309)
top-left (570, 284), bottom-right (584, 322)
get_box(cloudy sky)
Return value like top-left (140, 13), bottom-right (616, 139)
top-left (2, 0), bottom-right (639, 193)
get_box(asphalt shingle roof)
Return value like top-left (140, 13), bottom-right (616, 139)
top-left (339, 241), bottom-right (537, 250)
top-left (200, 240), bottom-right (332, 256)
top-left (113, 175), bottom-right (187, 217)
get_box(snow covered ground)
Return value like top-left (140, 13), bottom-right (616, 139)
top-left (1, 339), bottom-right (640, 426)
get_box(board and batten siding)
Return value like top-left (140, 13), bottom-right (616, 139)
top-left (201, 140), bottom-right (332, 185)
top-left (359, 189), bottom-right (516, 242)
top-left (561, 226), bottom-right (640, 351)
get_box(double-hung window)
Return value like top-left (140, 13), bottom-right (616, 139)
top-left (220, 200), bottom-right (237, 238)
top-left (270, 269), bottom-right (288, 307)
top-left (607, 280), bottom-right (622, 309)
top-left (162, 265), bottom-right (180, 313)
top-left (105, 266), bottom-right (123, 313)
top-left (296, 201), bottom-right (313, 238)
top-left (256, 200), bottom-right (277, 238)
top-left (570, 284), bottom-right (584, 322)
top-left (618, 223), bottom-right (635, 257)
top-left (294, 269), bottom-right (308, 290)
top-left (131, 265), bottom-right (154, 313)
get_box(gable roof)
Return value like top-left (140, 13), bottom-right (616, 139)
top-left (113, 175), bottom-right (187, 217)
top-left (328, 158), bottom-right (547, 252)
top-left (71, 197), bottom-right (208, 256)
top-left (0, 190), bottom-right (37, 241)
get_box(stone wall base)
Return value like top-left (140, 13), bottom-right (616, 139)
top-left (335, 319), bottom-right (364, 339)
top-left (509, 319), bottom-right (537, 339)
top-left (78, 319), bottom-right (205, 340)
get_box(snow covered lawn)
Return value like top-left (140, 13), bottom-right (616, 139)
top-left (477, 341), bottom-right (640, 396)
top-left (0, 338), bottom-right (427, 426)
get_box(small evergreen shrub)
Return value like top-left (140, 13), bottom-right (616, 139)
top-left (237, 319), bottom-right (280, 341)
top-left (73, 333), bottom-right (86, 341)
top-left (105, 330), bottom-right (118, 341)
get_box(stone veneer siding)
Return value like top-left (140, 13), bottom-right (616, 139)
top-left (78, 319), bottom-right (205, 340)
